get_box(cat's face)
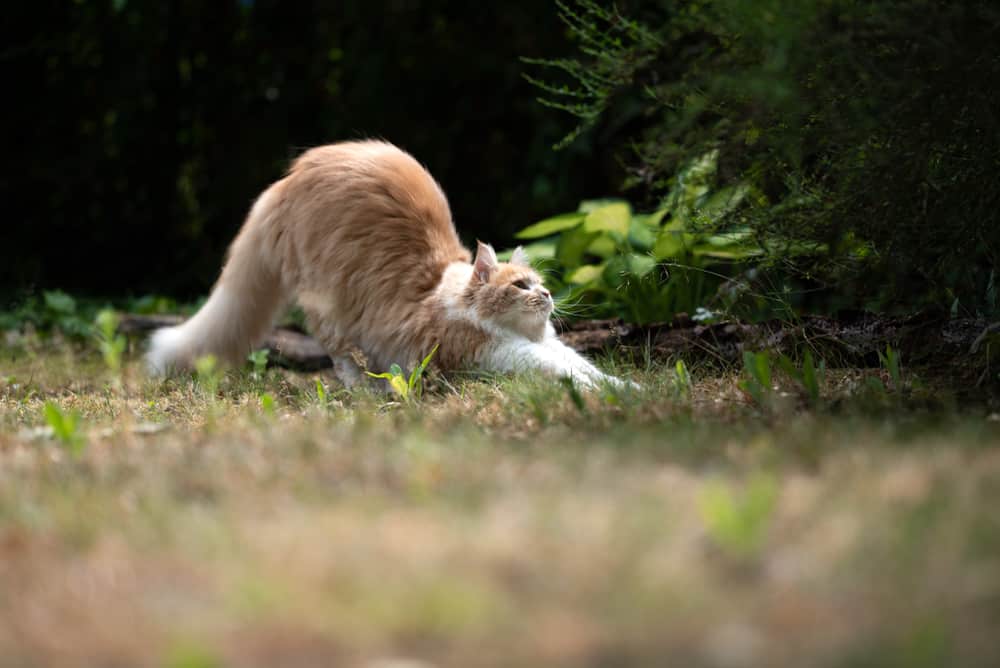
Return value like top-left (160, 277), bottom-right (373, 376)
top-left (468, 242), bottom-right (553, 341)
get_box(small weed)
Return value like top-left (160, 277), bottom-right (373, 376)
top-left (194, 355), bottom-right (221, 397)
top-left (94, 309), bottom-right (126, 374)
top-left (699, 473), bottom-right (778, 557)
top-left (673, 359), bottom-right (693, 400)
top-left (43, 400), bottom-right (85, 456)
top-left (367, 344), bottom-right (438, 403)
top-left (738, 350), bottom-right (772, 406)
top-left (865, 374), bottom-right (888, 398)
top-left (259, 392), bottom-right (276, 416)
top-left (777, 350), bottom-right (825, 406)
top-left (878, 345), bottom-right (902, 390)
top-left (41, 290), bottom-right (93, 337)
top-left (313, 378), bottom-right (334, 409)
top-left (247, 348), bottom-right (269, 379)
top-left (559, 376), bottom-right (588, 414)
top-left (526, 393), bottom-right (549, 424)
top-left (163, 640), bottom-right (222, 668)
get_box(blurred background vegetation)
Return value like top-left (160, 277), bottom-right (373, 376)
top-left (523, 0), bottom-right (1000, 319)
top-left (4, 0), bottom-right (998, 321)
top-left (5, 0), bottom-right (617, 298)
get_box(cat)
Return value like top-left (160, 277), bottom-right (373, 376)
top-left (146, 140), bottom-right (627, 389)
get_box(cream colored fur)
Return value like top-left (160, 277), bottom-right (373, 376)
top-left (146, 140), bottom-right (625, 388)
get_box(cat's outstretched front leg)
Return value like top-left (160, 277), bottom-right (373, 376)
top-left (483, 335), bottom-right (631, 389)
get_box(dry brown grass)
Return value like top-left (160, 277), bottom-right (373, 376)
top-left (1, 340), bottom-right (999, 667)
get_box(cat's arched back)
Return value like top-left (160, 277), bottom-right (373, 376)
top-left (147, 140), bottom-right (626, 390)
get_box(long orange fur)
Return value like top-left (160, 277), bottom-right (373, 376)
top-left (147, 140), bottom-right (625, 389)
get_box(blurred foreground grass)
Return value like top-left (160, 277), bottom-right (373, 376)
top-left (1, 337), bottom-right (999, 667)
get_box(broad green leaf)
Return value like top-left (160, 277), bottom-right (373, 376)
top-left (515, 213), bottom-right (585, 239)
top-left (585, 234), bottom-right (617, 259)
top-left (555, 226), bottom-right (599, 269)
top-left (603, 255), bottom-right (630, 289)
top-left (629, 254), bottom-right (658, 278)
top-left (652, 229), bottom-right (696, 260)
top-left (409, 344), bottom-right (439, 393)
top-left (583, 202), bottom-right (631, 235)
top-left (602, 253), bottom-right (657, 288)
top-left (566, 264), bottom-right (604, 285)
top-left (661, 216), bottom-right (687, 232)
top-left (705, 230), bottom-right (753, 246)
top-left (684, 185), bottom-right (711, 205)
top-left (496, 240), bottom-right (556, 262)
top-left (696, 183), bottom-right (750, 221)
top-left (628, 216), bottom-right (659, 251)
top-left (577, 198), bottom-right (624, 213)
top-left (44, 290), bottom-right (76, 314)
top-left (389, 363), bottom-right (404, 377)
top-left (646, 208), bottom-right (669, 227)
top-left (388, 375), bottom-right (409, 398)
top-left (693, 247), bottom-right (764, 260)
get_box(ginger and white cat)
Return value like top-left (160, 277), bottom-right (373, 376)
top-left (147, 140), bottom-right (625, 388)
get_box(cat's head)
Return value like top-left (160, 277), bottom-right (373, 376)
top-left (467, 241), bottom-right (553, 341)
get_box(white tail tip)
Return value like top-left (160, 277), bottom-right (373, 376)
top-left (145, 325), bottom-right (191, 376)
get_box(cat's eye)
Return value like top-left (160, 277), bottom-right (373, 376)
top-left (512, 280), bottom-right (530, 290)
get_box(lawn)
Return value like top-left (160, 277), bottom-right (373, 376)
top-left (1, 335), bottom-right (999, 667)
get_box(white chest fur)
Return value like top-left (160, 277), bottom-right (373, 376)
top-left (433, 262), bottom-right (620, 387)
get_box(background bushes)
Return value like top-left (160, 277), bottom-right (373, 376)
top-left (4, 0), bottom-right (617, 298)
top-left (6, 0), bottom-right (998, 318)
top-left (529, 0), bottom-right (1000, 315)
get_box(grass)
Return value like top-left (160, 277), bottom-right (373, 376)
top-left (1, 334), bottom-right (1000, 667)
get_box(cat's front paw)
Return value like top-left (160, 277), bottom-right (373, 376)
top-left (605, 375), bottom-right (641, 392)
top-left (572, 371), bottom-right (640, 392)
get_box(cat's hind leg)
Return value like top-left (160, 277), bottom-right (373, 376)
top-left (330, 350), bottom-right (369, 389)
top-left (302, 307), bottom-right (369, 389)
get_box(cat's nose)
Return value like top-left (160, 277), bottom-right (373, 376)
top-left (540, 288), bottom-right (551, 299)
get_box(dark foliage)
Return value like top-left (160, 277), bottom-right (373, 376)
top-left (3, 0), bottom-right (620, 299)
top-left (528, 0), bottom-right (1000, 314)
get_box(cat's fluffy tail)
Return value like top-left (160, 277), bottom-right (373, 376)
top-left (146, 189), bottom-right (287, 375)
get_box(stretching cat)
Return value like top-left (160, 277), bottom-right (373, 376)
top-left (147, 140), bottom-right (626, 389)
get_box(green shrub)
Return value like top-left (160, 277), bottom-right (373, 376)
top-left (527, 0), bottom-right (1000, 314)
top-left (509, 149), bottom-right (815, 323)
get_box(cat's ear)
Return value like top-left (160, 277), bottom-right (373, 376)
top-left (510, 246), bottom-right (530, 267)
top-left (473, 241), bottom-right (499, 283)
